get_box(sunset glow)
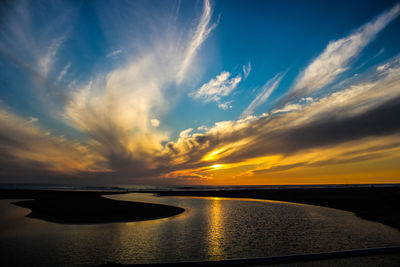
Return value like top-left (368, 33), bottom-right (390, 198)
top-left (0, 0), bottom-right (400, 185)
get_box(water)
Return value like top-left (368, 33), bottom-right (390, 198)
top-left (1, 193), bottom-right (400, 266)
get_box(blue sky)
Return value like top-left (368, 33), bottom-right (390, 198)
top-left (1, 0), bottom-right (400, 185)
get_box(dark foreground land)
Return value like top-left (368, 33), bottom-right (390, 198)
top-left (154, 186), bottom-right (400, 230)
top-left (0, 190), bottom-right (185, 224)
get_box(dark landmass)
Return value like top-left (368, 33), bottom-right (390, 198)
top-left (0, 190), bottom-right (185, 224)
top-left (153, 186), bottom-right (400, 230)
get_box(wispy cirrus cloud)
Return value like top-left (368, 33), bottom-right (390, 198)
top-left (0, 0), bottom-right (76, 109)
top-left (37, 35), bottom-right (67, 77)
top-left (241, 72), bottom-right (285, 118)
top-left (284, 3), bottom-right (400, 103)
top-left (176, 0), bottom-right (216, 84)
top-left (0, 0), bottom-right (73, 80)
top-left (56, 62), bottom-right (71, 82)
top-left (191, 71), bottom-right (241, 108)
top-left (243, 62), bottom-right (251, 80)
top-left (106, 49), bottom-right (123, 58)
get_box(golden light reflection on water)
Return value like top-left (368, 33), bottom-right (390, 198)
top-left (206, 198), bottom-right (225, 259)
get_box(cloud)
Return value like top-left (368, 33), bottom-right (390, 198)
top-left (0, 0), bottom-right (73, 79)
top-left (3, 54), bottom-right (400, 184)
top-left (271, 103), bottom-right (303, 114)
top-left (107, 49), bottom-right (123, 58)
top-left (38, 35), bottom-right (66, 77)
top-left (0, 0), bottom-right (76, 107)
top-left (198, 125), bottom-right (209, 131)
top-left (301, 97), bottom-right (313, 103)
top-left (62, 1), bottom-right (219, 180)
top-left (159, 56), bottom-right (400, 179)
top-left (248, 133), bottom-right (400, 178)
top-left (218, 101), bottom-right (233, 110)
top-left (150, 119), bottom-right (160, 127)
top-left (241, 72), bottom-right (285, 118)
top-left (252, 162), bottom-right (306, 174)
top-left (0, 105), bottom-right (105, 181)
top-left (2, 1), bottom-right (400, 185)
top-left (176, 0), bottom-right (216, 84)
top-left (243, 62), bottom-right (251, 79)
top-left (377, 62), bottom-right (390, 72)
top-left (0, 0), bottom-right (224, 185)
top-left (191, 71), bottom-right (241, 107)
top-left (285, 3), bottom-right (400, 102)
top-left (64, 56), bottom-right (169, 175)
top-left (56, 62), bottom-right (71, 81)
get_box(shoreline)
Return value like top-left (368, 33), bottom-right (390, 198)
top-left (0, 190), bottom-right (185, 224)
top-left (1, 186), bottom-right (399, 229)
top-left (152, 186), bottom-right (400, 230)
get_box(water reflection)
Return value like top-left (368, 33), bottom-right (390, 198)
top-left (1, 194), bottom-right (400, 266)
top-left (206, 198), bottom-right (225, 259)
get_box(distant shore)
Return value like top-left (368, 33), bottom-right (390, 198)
top-left (153, 186), bottom-right (400, 230)
top-left (0, 190), bottom-right (185, 224)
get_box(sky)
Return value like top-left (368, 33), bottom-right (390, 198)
top-left (0, 0), bottom-right (400, 186)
